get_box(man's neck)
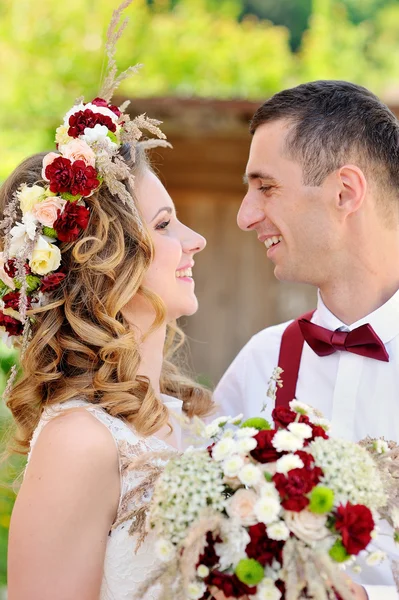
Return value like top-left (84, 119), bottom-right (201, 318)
top-left (319, 260), bottom-right (399, 325)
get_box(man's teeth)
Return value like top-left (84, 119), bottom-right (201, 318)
top-left (265, 235), bottom-right (283, 249)
top-left (176, 268), bottom-right (193, 278)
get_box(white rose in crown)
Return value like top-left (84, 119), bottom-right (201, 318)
top-left (29, 236), bottom-right (61, 275)
top-left (17, 184), bottom-right (45, 215)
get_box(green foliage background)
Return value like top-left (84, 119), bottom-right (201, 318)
top-left (1, 0), bottom-right (399, 586)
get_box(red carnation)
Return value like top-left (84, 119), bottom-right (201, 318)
top-left (273, 456), bottom-right (323, 512)
top-left (250, 429), bottom-right (283, 464)
top-left (91, 97), bottom-right (121, 118)
top-left (196, 532), bottom-right (221, 569)
top-left (45, 157), bottom-right (75, 194)
top-left (40, 271), bottom-right (67, 293)
top-left (0, 310), bottom-right (23, 336)
top-left (4, 259), bottom-right (31, 278)
top-left (205, 571), bottom-right (256, 597)
top-left (310, 424), bottom-right (329, 441)
top-left (53, 202), bottom-right (90, 242)
top-left (272, 406), bottom-right (310, 429)
top-left (246, 523), bottom-right (285, 566)
top-left (68, 109), bottom-right (116, 138)
top-left (3, 291), bottom-right (31, 311)
top-left (70, 160), bottom-right (99, 197)
top-left (335, 502), bottom-right (374, 555)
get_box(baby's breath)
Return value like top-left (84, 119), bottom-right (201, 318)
top-left (309, 438), bottom-right (387, 510)
top-left (149, 449), bottom-right (226, 545)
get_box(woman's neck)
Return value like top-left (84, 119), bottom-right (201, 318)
top-left (134, 323), bottom-right (166, 395)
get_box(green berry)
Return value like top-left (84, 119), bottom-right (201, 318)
top-left (235, 558), bottom-right (264, 586)
top-left (61, 192), bottom-right (81, 202)
top-left (329, 539), bottom-right (350, 563)
top-left (26, 275), bottom-right (41, 293)
top-left (42, 226), bottom-right (58, 239)
top-left (240, 417), bottom-right (271, 431)
top-left (308, 486), bottom-right (335, 514)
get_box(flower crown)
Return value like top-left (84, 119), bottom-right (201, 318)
top-left (0, 1), bottom-right (169, 356)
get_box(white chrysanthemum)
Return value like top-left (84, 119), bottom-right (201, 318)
top-left (288, 422), bottom-right (313, 440)
top-left (255, 577), bottom-right (282, 600)
top-left (272, 430), bottom-right (304, 452)
top-left (196, 564), bottom-right (209, 578)
top-left (309, 438), bottom-right (387, 510)
top-left (373, 439), bottom-right (389, 454)
top-left (205, 423), bottom-right (220, 438)
top-left (311, 416), bottom-right (331, 431)
top-left (267, 521), bottom-right (290, 541)
top-left (366, 551), bottom-right (387, 566)
top-left (238, 463), bottom-right (262, 486)
top-left (254, 496), bottom-right (281, 524)
top-left (289, 400), bottom-right (311, 415)
top-left (228, 413), bottom-right (244, 425)
top-left (154, 538), bottom-right (175, 562)
top-left (187, 581), bottom-right (206, 600)
top-left (236, 437), bottom-right (258, 453)
top-left (259, 482), bottom-right (280, 500)
top-left (223, 455), bottom-right (244, 477)
top-left (275, 453), bottom-right (304, 474)
top-left (235, 427), bottom-right (259, 438)
top-left (352, 564), bottom-right (362, 574)
top-left (212, 437), bottom-right (237, 461)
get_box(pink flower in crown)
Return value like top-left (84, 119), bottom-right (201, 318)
top-left (42, 152), bottom-right (60, 181)
top-left (59, 139), bottom-right (96, 168)
top-left (33, 197), bottom-right (67, 228)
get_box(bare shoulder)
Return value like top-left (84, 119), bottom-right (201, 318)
top-left (24, 407), bottom-right (120, 507)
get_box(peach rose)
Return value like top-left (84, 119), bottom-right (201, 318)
top-left (285, 509), bottom-right (329, 545)
top-left (33, 197), bottom-right (66, 228)
top-left (0, 252), bottom-right (15, 289)
top-left (42, 152), bottom-right (60, 180)
top-left (60, 139), bottom-right (96, 167)
top-left (226, 488), bottom-right (258, 526)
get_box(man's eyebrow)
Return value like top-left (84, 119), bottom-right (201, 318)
top-left (151, 206), bottom-right (173, 221)
top-left (243, 172), bottom-right (277, 185)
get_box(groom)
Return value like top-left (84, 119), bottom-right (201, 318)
top-left (214, 81), bottom-right (399, 599)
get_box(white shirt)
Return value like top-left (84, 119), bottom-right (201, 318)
top-left (214, 290), bottom-right (399, 600)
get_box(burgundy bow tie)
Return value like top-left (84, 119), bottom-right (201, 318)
top-left (298, 319), bottom-right (389, 362)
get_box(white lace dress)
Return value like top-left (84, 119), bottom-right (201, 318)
top-left (28, 395), bottom-right (183, 600)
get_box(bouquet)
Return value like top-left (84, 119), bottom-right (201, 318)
top-left (136, 401), bottom-right (398, 600)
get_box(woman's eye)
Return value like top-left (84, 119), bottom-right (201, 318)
top-left (155, 220), bottom-right (170, 231)
top-left (258, 185), bottom-right (272, 193)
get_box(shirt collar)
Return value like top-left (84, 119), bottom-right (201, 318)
top-left (314, 288), bottom-right (399, 344)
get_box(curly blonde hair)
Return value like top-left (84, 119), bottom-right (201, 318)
top-left (0, 146), bottom-right (214, 454)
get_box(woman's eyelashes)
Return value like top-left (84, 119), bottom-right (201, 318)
top-left (155, 219), bottom-right (171, 231)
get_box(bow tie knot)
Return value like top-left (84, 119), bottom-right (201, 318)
top-left (330, 330), bottom-right (348, 351)
top-left (298, 318), bottom-right (389, 362)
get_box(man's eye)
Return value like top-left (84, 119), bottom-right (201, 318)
top-left (258, 185), bottom-right (272, 193)
top-left (156, 220), bottom-right (170, 230)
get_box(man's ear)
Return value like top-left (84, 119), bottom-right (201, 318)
top-left (336, 164), bottom-right (367, 216)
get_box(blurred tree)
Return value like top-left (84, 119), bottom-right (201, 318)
top-left (241, 0), bottom-right (312, 51)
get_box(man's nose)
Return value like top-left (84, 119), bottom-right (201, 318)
top-left (237, 192), bottom-right (265, 231)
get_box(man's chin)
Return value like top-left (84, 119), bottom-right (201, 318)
top-left (273, 263), bottom-right (303, 284)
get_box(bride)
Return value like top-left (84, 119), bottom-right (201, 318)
top-left (2, 5), bottom-right (214, 598)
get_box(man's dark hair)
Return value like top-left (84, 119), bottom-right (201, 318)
top-left (250, 80), bottom-right (399, 191)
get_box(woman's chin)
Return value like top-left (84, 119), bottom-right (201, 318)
top-left (172, 298), bottom-right (199, 320)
